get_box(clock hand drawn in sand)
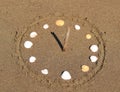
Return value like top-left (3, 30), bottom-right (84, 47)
top-left (17, 15), bottom-right (105, 87)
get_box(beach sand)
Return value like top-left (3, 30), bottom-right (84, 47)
top-left (0, 0), bottom-right (120, 92)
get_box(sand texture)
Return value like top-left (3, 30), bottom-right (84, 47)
top-left (0, 0), bottom-right (120, 92)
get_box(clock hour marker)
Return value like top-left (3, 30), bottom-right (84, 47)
top-left (24, 41), bottom-right (33, 48)
top-left (30, 32), bottom-right (38, 38)
top-left (90, 55), bottom-right (98, 62)
top-left (81, 65), bottom-right (90, 72)
top-left (43, 24), bottom-right (49, 29)
top-left (90, 45), bottom-right (99, 52)
top-left (29, 56), bottom-right (36, 63)
top-left (75, 24), bottom-right (81, 30)
top-left (86, 34), bottom-right (92, 39)
top-left (56, 20), bottom-right (64, 26)
top-left (61, 71), bottom-right (71, 80)
top-left (41, 69), bottom-right (48, 75)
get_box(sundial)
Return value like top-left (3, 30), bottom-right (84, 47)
top-left (17, 15), bottom-right (105, 87)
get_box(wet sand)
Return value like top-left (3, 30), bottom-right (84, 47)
top-left (0, 0), bottom-right (120, 92)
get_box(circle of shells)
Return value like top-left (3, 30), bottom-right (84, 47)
top-left (23, 19), bottom-right (99, 81)
top-left (17, 16), bottom-right (105, 86)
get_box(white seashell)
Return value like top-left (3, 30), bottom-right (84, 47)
top-left (41, 69), bottom-right (48, 75)
top-left (61, 71), bottom-right (71, 80)
top-left (43, 24), bottom-right (49, 29)
top-left (30, 32), bottom-right (38, 38)
top-left (29, 56), bottom-right (36, 63)
top-left (90, 56), bottom-right (98, 62)
top-left (24, 41), bottom-right (33, 48)
top-left (75, 25), bottom-right (81, 30)
top-left (90, 45), bottom-right (98, 52)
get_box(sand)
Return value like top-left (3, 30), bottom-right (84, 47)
top-left (0, 0), bottom-right (120, 92)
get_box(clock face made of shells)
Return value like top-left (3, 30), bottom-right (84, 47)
top-left (17, 15), bottom-right (105, 86)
